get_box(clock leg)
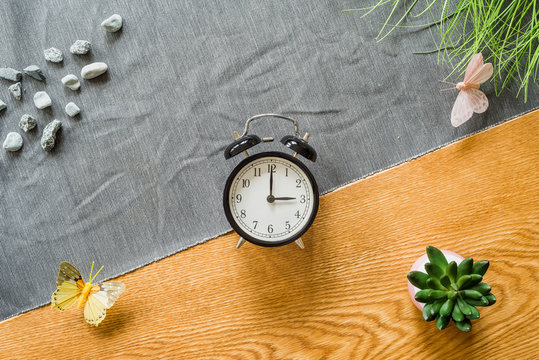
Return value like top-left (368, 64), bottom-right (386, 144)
top-left (236, 237), bottom-right (246, 248)
top-left (295, 238), bottom-right (305, 249)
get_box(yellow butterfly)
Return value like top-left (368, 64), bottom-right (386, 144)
top-left (51, 261), bottom-right (125, 326)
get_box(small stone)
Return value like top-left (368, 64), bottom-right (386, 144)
top-left (8, 82), bottom-right (22, 100)
top-left (65, 102), bottom-right (80, 117)
top-left (61, 74), bottom-right (80, 91)
top-left (44, 47), bottom-right (63, 63)
top-left (24, 65), bottom-right (46, 81)
top-left (3, 132), bottom-right (23, 152)
top-left (0, 67), bottom-right (22, 82)
top-left (81, 62), bottom-right (108, 79)
top-left (34, 91), bottom-right (52, 109)
top-left (70, 40), bottom-right (91, 55)
top-left (101, 14), bottom-right (123, 32)
top-left (0, 99), bottom-right (6, 112)
top-left (19, 114), bottom-right (37, 132)
top-left (41, 120), bottom-right (62, 151)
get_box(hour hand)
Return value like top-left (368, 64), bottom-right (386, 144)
top-left (273, 197), bottom-right (296, 200)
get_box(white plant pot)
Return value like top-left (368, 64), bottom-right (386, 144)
top-left (408, 250), bottom-right (464, 310)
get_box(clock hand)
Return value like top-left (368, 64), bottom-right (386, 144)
top-left (269, 168), bottom-right (273, 197)
top-left (273, 197), bottom-right (296, 200)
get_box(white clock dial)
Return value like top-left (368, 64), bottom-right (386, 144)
top-left (225, 153), bottom-right (318, 245)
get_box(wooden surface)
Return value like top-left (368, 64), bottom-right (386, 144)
top-left (1, 110), bottom-right (538, 359)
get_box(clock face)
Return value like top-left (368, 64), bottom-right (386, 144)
top-left (223, 152), bottom-right (319, 247)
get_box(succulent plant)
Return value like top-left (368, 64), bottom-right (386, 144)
top-left (407, 246), bottom-right (496, 332)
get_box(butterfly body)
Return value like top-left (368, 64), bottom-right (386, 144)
top-left (456, 82), bottom-right (480, 91)
top-left (51, 261), bottom-right (125, 326)
top-left (450, 53), bottom-right (493, 127)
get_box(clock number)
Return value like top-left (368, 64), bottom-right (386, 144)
top-left (295, 210), bottom-right (301, 219)
top-left (300, 195), bottom-right (306, 203)
top-left (242, 179), bottom-right (250, 188)
top-left (285, 221), bottom-right (290, 230)
top-left (254, 168), bottom-right (261, 177)
top-left (253, 220), bottom-right (258, 229)
top-left (236, 194), bottom-right (242, 203)
top-left (285, 168), bottom-right (289, 177)
top-left (267, 224), bottom-right (274, 233)
top-left (267, 164), bottom-right (276, 173)
top-left (296, 179), bottom-right (302, 188)
top-left (240, 210), bottom-right (246, 218)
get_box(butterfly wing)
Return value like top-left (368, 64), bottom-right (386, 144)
top-left (51, 262), bottom-right (84, 311)
top-left (468, 88), bottom-right (489, 113)
top-left (451, 90), bottom-right (474, 127)
top-left (84, 281), bottom-right (126, 326)
top-left (464, 53), bottom-right (484, 82)
top-left (467, 63), bottom-right (493, 85)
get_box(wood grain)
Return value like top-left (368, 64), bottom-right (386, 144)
top-left (1, 110), bottom-right (538, 360)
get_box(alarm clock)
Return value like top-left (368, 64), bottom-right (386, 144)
top-left (223, 114), bottom-right (319, 248)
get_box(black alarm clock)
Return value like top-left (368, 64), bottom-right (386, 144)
top-left (223, 114), bottom-right (319, 248)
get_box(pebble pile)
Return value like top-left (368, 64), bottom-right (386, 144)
top-left (0, 13), bottom-right (122, 153)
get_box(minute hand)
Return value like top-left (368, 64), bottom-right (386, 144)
top-left (273, 197), bottom-right (296, 200)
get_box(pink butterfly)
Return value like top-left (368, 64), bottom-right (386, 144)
top-left (449, 53), bottom-right (493, 127)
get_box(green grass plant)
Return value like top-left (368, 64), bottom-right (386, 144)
top-left (345, 0), bottom-right (538, 102)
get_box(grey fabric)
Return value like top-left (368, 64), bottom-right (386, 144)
top-left (0, 0), bottom-right (536, 320)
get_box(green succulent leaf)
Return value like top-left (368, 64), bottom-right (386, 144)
top-left (452, 302), bottom-right (465, 322)
top-left (465, 296), bottom-right (490, 307)
top-left (485, 293), bottom-right (497, 305)
top-left (436, 314), bottom-right (450, 330)
top-left (407, 271), bottom-right (429, 289)
top-left (439, 298), bottom-right (455, 317)
top-left (446, 261), bottom-right (457, 283)
top-left (457, 274), bottom-right (482, 289)
top-left (423, 304), bottom-right (436, 321)
top-left (425, 262), bottom-right (444, 279)
top-left (469, 282), bottom-right (492, 295)
top-left (426, 246), bottom-right (449, 269)
top-left (427, 277), bottom-right (446, 290)
top-left (472, 260), bottom-right (490, 276)
top-left (457, 297), bottom-right (473, 316)
top-left (466, 305), bottom-right (480, 320)
top-left (462, 289), bottom-right (483, 299)
top-left (415, 289), bottom-right (448, 303)
top-left (440, 275), bottom-right (451, 289)
top-left (454, 319), bottom-right (472, 332)
top-left (457, 258), bottom-right (473, 279)
top-left (431, 300), bottom-right (444, 315)
top-left (415, 289), bottom-right (434, 303)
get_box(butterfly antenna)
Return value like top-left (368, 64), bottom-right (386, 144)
top-left (440, 87), bottom-right (458, 92)
top-left (90, 265), bottom-right (104, 283)
top-left (89, 261), bottom-right (95, 281)
top-left (438, 80), bottom-right (456, 86)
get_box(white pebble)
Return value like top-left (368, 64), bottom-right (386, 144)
top-left (0, 99), bottom-right (7, 112)
top-left (70, 40), bottom-right (91, 55)
top-left (101, 14), bottom-right (123, 32)
top-left (3, 132), bottom-right (23, 152)
top-left (81, 62), bottom-right (108, 79)
top-left (65, 102), bottom-right (80, 117)
top-left (8, 82), bottom-right (22, 100)
top-left (34, 91), bottom-right (52, 109)
top-left (41, 120), bottom-right (62, 151)
top-left (61, 74), bottom-right (80, 91)
top-left (44, 47), bottom-right (63, 63)
top-left (19, 114), bottom-right (37, 132)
